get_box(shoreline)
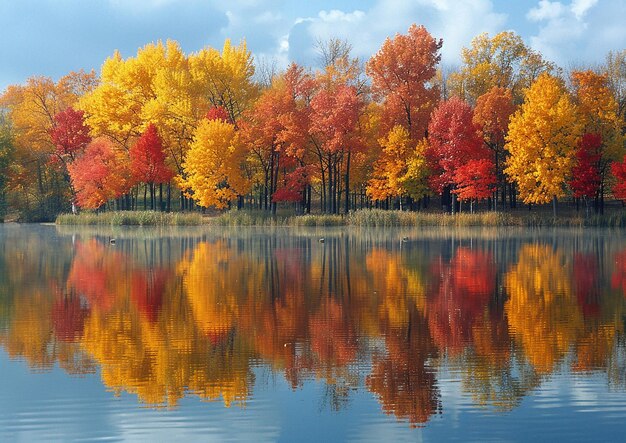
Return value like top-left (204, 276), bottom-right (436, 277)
top-left (53, 209), bottom-right (626, 228)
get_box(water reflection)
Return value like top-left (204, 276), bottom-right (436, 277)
top-left (1, 226), bottom-right (626, 428)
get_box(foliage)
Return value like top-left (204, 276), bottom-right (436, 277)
top-left (448, 31), bottom-right (553, 104)
top-left (68, 137), bottom-right (132, 209)
top-left (181, 118), bottom-right (249, 209)
top-left (504, 73), bottom-right (582, 205)
top-left (570, 133), bottom-right (602, 199)
top-left (366, 24), bottom-right (442, 142)
top-left (50, 107), bottom-right (92, 160)
top-left (427, 97), bottom-right (491, 194)
top-left (129, 123), bottom-right (174, 185)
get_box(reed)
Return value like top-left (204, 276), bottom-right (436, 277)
top-left (56, 211), bottom-right (204, 226)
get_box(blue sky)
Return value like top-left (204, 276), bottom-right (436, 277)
top-left (1, 0), bottom-right (625, 91)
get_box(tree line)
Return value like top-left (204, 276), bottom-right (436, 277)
top-left (0, 25), bottom-right (625, 220)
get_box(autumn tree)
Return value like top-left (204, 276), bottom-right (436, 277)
top-left (611, 155), bottom-right (626, 201)
top-left (130, 123), bottom-right (174, 210)
top-left (0, 71), bottom-right (96, 219)
top-left (309, 81), bottom-right (363, 213)
top-left (50, 107), bottom-right (92, 161)
top-left (448, 31), bottom-right (553, 104)
top-left (427, 97), bottom-right (493, 212)
top-left (570, 133), bottom-right (602, 215)
top-left (68, 137), bottom-right (132, 209)
top-left (473, 86), bottom-right (516, 209)
top-left (505, 73), bottom-right (582, 215)
top-left (571, 70), bottom-right (625, 213)
top-left (180, 115), bottom-right (249, 209)
top-left (189, 39), bottom-right (258, 123)
top-left (366, 24), bottom-right (442, 143)
top-left (367, 126), bottom-right (429, 208)
top-left (604, 50), bottom-right (626, 125)
top-left (242, 65), bottom-right (313, 214)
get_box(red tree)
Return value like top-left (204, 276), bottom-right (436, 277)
top-left (129, 124), bottom-right (174, 210)
top-left (611, 153), bottom-right (626, 201)
top-left (427, 97), bottom-right (492, 210)
top-left (309, 83), bottom-right (363, 213)
top-left (454, 159), bottom-right (497, 207)
top-left (570, 133), bottom-right (602, 213)
top-left (68, 137), bottom-right (131, 209)
top-left (50, 107), bottom-right (92, 161)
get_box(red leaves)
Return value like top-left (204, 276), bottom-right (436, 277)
top-left (454, 158), bottom-right (497, 201)
top-left (571, 133), bottom-right (602, 199)
top-left (50, 107), bottom-right (92, 159)
top-left (205, 106), bottom-right (230, 123)
top-left (611, 151), bottom-right (626, 201)
top-left (273, 165), bottom-right (314, 202)
top-left (129, 123), bottom-right (173, 185)
top-left (427, 97), bottom-right (491, 195)
top-left (68, 137), bottom-right (131, 209)
top-left (309, 84), bottom-right (362, 154)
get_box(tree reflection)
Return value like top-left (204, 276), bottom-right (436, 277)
top-left (1, 228), bottom-right (626, 428)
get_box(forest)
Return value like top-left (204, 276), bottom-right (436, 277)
top-left (0, 24), bottom-right (625, 221)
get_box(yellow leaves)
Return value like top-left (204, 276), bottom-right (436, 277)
top-left (572, 70), bottom-right (625, 163)
top-left (367, 125), bottom-right (430, 200)
top-left (448, 31), bottom-right (553, 104)
top-left (189, 39), bottom-right (258, 122)
top-left (181, 118), bottom-right (250, 208)
top-left (504, 73), bottom-right (582, 204)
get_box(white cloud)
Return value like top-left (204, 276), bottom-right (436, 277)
top-left (527, 1), bottom-right (566, 22)
top-left (526, 0), bottom-right (625, 65)
top-left (285, 0), bottom-right (507, 68)
top-left (571, 0), bottom-right (599, 19)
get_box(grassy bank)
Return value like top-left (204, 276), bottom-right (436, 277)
top-left (55, 209), bottom-right (626, 228)
top-left (56, 211), bottom-right (204, 226)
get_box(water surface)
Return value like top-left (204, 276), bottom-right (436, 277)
top-left (1, 224), bottom-right (626, 442)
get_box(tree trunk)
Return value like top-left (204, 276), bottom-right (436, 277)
top-left (167, 182), bottom-right (171, 212)
top-left (344, 150), bottom-right (351, 214)
top-left (552, 195), bottom-right (557, 218)
top-left (159, 183), bottom-right (163, 211)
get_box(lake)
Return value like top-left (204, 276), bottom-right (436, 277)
top-left (1, 224), bottom-right (626, 442)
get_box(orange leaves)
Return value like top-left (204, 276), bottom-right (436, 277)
top-left (474, 86), bottom-right (515, 150)
top-left (454, 158), bottom-right (497, 201)
top-left (68, 137), bottom-right (132, 209)
top-left (367, 24), bottom-right (442, 142)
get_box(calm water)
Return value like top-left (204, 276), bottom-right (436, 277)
top-left (2, 224), bottom-right (626, 442)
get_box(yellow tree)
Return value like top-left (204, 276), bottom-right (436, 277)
top-left (189, 39), bottom-right (258, 124)
top-left (448, 31), bottom-right (553, 104)
top-left (367, 125), bottom-right (429, 207)
top-left (79, 43), bottom-right (166, 148)
top-left (505, 73), bottom-right (582, 215)
top-left (141, 41), bottom-right (196, 177)
top-left (180, 117), bottom-right (250, 209)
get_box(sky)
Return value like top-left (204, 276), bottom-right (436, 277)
top-left (0, 0), bottom-right (625, 92)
